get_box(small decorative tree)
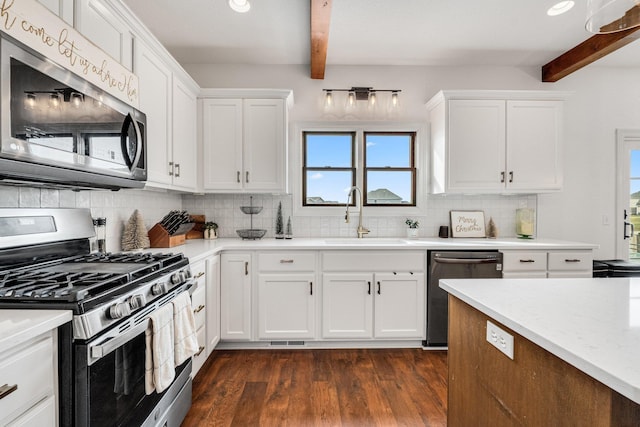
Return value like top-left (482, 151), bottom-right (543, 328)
top-left (285, 217), bottom-right (292, 239)
top-left (122, 209), bottom-right (150, 251)
top-left (275, 202), bottom-right (284, 239)
top-left (487, 217), bottom-right (499, 238)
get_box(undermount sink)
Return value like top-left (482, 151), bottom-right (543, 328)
top-left (323, 238), bottom-right (408, 245)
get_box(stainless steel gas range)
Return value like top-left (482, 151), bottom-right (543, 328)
top-left (0, 208), bottom-right (193, 427)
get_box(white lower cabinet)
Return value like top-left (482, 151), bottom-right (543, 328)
top-left (322, 272), bottom-right (425, 340)
top-left (501, 250), bottom-right (592, 278)
top-left (0, 333), bottom-right (56, 427)
top-left (257, 252), bottom-right (317, 340)
top-left (221, 253), bottom-right (252, 341)
top-left (190, 259), bottom-right (207, 376)
top-left (206, 255), bottom-right (221, 354)
top-left (321, 251), bottom-right (426, 341)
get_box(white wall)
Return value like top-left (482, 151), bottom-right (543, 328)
top-left (186, 62), bottom-right (631, 258)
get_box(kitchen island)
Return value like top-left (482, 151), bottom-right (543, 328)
top-left (440, 277), bottom-right (640, 426)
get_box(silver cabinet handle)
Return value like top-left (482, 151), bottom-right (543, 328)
top-left (175, 163), bottom-right (181, 177)
top-left (169, 161), bottom-right (174, 176)
top-left (564, 259), bottom-right (581, 263)
top-left (519, 259), bottom-right (535, 263)
top-left (237, 171), bottom-right (241, 183)
top-left (0, 384), bottom-right (18, 400)
top-left (280, 259), bottom-right (294, 264)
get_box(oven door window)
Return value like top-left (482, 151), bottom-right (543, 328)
top-left (82, 330), bottom-right (188, 427)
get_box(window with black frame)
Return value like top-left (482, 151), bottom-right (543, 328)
top-left (363, 132), bottom-right (416, 206)
top-left (303, 131), bottom-right (356, 206)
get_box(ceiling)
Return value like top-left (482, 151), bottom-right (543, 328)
top-left (121, 0), bottom-right (640, 72)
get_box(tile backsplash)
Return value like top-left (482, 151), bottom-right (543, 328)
top-left (1, 185), bottom-right (536, 251)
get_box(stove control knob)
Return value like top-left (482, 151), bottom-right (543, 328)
top-left (109, 302), bottom-right (132, 319)
top-left (128, 294), bottom-right (147, 310)
top-left (151, 282), bottom-right (169, 296)
top-left (170, 272), bottom-right (183, 285)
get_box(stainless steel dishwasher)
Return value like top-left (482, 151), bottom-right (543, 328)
top-left (424, 251), bottom-right (503, 347)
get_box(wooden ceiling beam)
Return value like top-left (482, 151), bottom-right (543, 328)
top-left (542, 6), bottom-right (640, 82)
top-left (310, 0), bottom-right (332, 80)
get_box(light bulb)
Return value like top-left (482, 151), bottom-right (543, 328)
top-left (369, 91), bottom-right (377, 106)
top-left (71, 92), bottom-right (83, 108)
top-left (547, 1), bottom-right (574, 16)
top-left (229, 0), bottom-right (250, 13)
top-left (25, 93), bottom-right (36, 110)
top-left (324, 90), bottom-right (333, 110)
top-left (49, 93), bottom-right (60, 109)
top-left (391, 91), bottom-right (399, 107)
top-left (347, 91), bottom-right (356, 107)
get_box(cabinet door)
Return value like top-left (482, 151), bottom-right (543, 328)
top-left (322, 273), bottom-right (373, 339)
top-left (506, 100), bottom-right (563, 191)
top-left (37, 0), bottom-right (73, 23)
top-left (135, 41), bottom-right (172, 186)
top-left (206, 256), bottom-right (221, 354)
top-left (258, 273), bottom-right (315, 339)
top-left (221, 253), bottom-right (252, 340)
top-left (6, 395), bottom-right (55, 427)
top-left (74, 0), bottom-right (133, 69)
top-left (243, 99), bottom-right (285, 191)
top-left (374, 273), bottom-right (425, 339)
top-left (201, 99), bottom-right (244, 191)
top-left (171, 78), bottom-right (198, 190)
top-left (447, 100), bottom-right (506, 192)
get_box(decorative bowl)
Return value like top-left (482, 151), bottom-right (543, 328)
top-left (236, 229), bottom-right (267, 240)
top-left (240, 206), bottom-right (263, 215)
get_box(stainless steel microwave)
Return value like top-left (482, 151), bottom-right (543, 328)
top-left (0, 35), bottom-right (146, 190)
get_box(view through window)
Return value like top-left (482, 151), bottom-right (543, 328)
top-left (303, 131), bottom-right (415, 207)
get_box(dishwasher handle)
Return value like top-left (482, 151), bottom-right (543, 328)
top-left (433, 257), bottom-right (500, 265)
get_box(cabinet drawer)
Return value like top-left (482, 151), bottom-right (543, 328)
top-left (191, 285), bottom-right (206, 329)
top-left (0, 335), bottom-right (54, 424)
top-left (6, 395), bottom-right (55, 427)
top-left (258, 252), bottom-right (316, 272)
top-left (192, 326), bottom-right (207, 376)
top-left (323, 251), bottom-right (424, 272)
top-left (502, 251), bottom-right (547, 271)
top-left (547, 251), bottom-right (593, 271)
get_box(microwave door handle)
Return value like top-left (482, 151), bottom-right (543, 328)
top-left (121, 114), bottom-right (143, 171)
top-left (130, 117), bottom-right (143, 171)
top-left (87, 320), bottom-right (148, 366)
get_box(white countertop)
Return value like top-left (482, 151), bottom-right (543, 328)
top-left (440, 277), bottom-right (640, 405)
top-left (161, 237), bottom-right (598, 263)
top-left (0, 309), bottom-right (72, 349)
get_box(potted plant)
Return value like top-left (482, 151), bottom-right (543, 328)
top-left (405, 218), bottom-right (419, 238)
top-left (203, 222), bottom-right (218, 240)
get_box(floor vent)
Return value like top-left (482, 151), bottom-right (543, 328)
top-left (270, 341), bottom-right (306, 346)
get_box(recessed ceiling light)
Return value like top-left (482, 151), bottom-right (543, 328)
top-left (229, 0), bottom-right (250, 13)
top-left (547, 1), bottom-right (575, 16)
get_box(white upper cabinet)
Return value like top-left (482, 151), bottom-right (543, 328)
top-left (74, 0), bottom-right (133, 69)
top-left (37, 0), bottom-right (74, 24)
top-left (428, 91), bottom-right (566, 194)
top-left (135, 40), bottom-right (198, 191)
top-left (200, 90), bottom-right (292, 193)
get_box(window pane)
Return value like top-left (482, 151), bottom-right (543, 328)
top-left (306, 133), bottom-right (352, 167)
top-left (306, 170), bottom-right (353, 204)
top-left (366, 171), bottom-right (413, 204)
top-left (365, 134), bottom-right (411, 167)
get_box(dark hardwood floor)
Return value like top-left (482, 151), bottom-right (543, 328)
top-left (182, 348), bottom-right (448, 427)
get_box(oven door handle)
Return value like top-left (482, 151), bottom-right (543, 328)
top-left (88, 320), bottom-right (148, 365)
top-left (433, 257), bottom-right (499, 264)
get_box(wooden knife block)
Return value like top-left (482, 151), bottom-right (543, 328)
top-left (148, 223), bottom-right (186, 248)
